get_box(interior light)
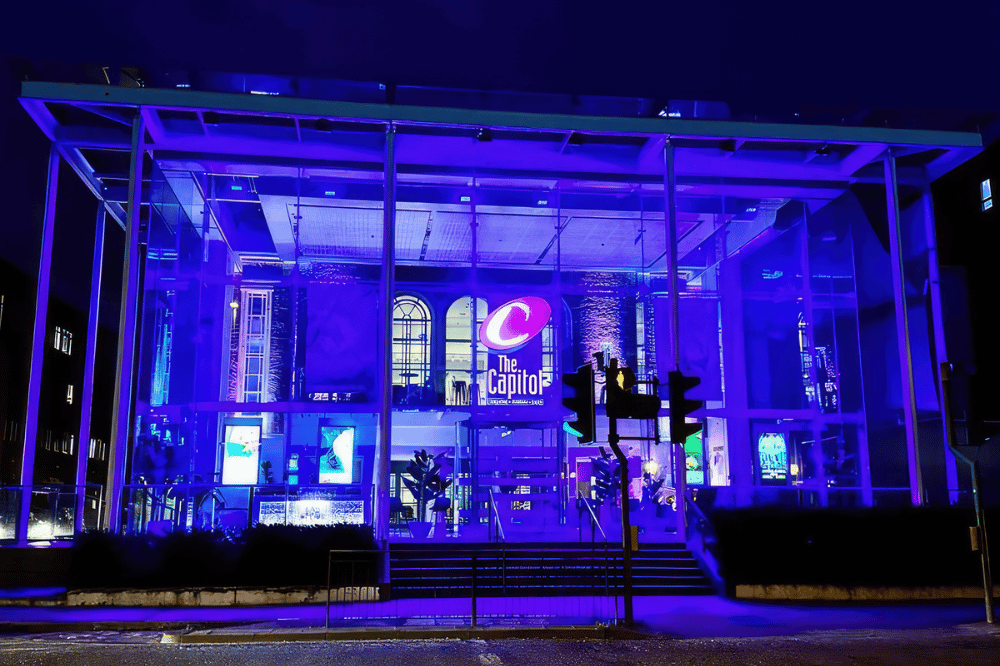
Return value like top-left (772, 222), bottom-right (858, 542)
top-left (324, 191), bottom-right (336, 196)
top-left (537, 199), bottom-right (548, 206)
top-left (231, 185), bottom-right (243, 191)
top-left (460, 196), bottom-right (471, 202)
top-left (746, 207), bottom-right (757, 213)
top-left (230, 300), bottom-right (239, 310)
top-left (643, 460), bottom-right (659, 475)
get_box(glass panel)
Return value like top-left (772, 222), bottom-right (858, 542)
top-left (134, 126), bottom-right (385, 536)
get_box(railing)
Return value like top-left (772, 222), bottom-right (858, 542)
top-left (683, 489), bottom-right (722, 590)
top-left (0, 483), bottom-right (104, 541)
top-left (326, 546), bottom-right (619, 629)
top-left (121, 482), bottom-right (367, 535)
top-left (487, 488), bottom-right (506, 544)
top-left (577, 491), bottom-right (608, 544)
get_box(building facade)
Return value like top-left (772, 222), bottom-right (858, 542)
top-left (1, 79), bottom-right (983, 545)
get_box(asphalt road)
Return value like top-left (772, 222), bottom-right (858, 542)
top-left (0, 628), bottom-right (998, 666)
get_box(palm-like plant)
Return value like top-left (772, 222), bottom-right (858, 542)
top-left (402, 450), bottom-right (452, 521)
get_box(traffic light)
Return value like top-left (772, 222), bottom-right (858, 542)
top-left (562, 363), bottom-right (596, 444)
top-left (606, 363), bottom-right (662, 420)
top-left (668, 370), bottom-right (703, 443)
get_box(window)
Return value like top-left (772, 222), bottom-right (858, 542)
top-left (66, 384), bottom-right (74, 405)
top-left (392, 295), bottom-right (432, 390)
top-left (982, 179), bottom-right (993, 211)
top-left (54, 326), bottom-right (72, 355)
top-left (444, 297), bottom-right (486, 405)
top-left (237, 289), bottom-right (272, 403)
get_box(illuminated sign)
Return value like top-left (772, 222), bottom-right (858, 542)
top-left (478, 296), bottom-right (551, 352)
top-left (486, 354), bottom-right (545, 401)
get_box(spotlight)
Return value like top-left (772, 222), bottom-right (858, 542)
top-left (476, 128), bottom-right (492, 142)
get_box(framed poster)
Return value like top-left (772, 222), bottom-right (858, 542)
top-left (318, 426), bottom-right (355, 484)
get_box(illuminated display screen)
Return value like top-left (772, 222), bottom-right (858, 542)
top-left (758, 432), bottom-right (788, 484)
top-left (318, 426), bottom-right (355, 484)
top-left (222, 425), bottom-right (261, 485)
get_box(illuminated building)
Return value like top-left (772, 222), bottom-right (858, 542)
top-left (0, 75), bottom-right (982, 544)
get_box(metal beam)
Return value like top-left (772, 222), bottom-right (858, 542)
top-left (17, 145), bottom-right (60, 544)
top-left (21, 81), bottom-right (983, 149)
top-left (104, 113), bottom-right (146, 532)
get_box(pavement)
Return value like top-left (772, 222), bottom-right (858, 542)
top-left (0, 594), bottom-right (995, 642)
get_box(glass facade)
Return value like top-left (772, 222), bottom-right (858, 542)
top-left (4, 81), bottom-right (982, 543)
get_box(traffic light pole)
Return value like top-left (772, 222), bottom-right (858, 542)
top-left (941, 362), bottom-right (994, 624)
top-left (605, 358), bottom-right (634, 625)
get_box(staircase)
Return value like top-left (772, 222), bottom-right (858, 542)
top-left (389, 542), bottom-right (715, 599)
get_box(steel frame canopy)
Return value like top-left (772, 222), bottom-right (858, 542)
top-left (19, 80), bottom-right (982, 234)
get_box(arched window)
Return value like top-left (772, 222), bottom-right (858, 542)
top-left (392, 295), bottom-right (432, 390)
top-left (444, 297), bottom-right (487, 405)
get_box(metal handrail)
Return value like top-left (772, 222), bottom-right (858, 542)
top-left (488, 488), bottom-right (505, 543)
top-left (577, 491), bottom-right (608, 543)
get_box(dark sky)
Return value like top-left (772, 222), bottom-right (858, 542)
top-left (3, 0), bottom-right (1000, 114)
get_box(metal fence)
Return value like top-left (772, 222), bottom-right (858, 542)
top-left (325, 547), bottom-right (621, 628)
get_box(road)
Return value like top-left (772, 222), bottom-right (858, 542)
top-left (0, 627), bottom-right (998, 666)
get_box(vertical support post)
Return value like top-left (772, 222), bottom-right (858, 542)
top-left (921, 191), bottom-right (959, 503)
top-left (17, 144), bottom-right (61, 545)
top-left (76, 202), bottom-right (107, 533)
top-left (375, 125), bottom-right (396, 548)
top-left (469, 179), bottom-right (480, 527)
top-left (104, 112), bottom-right (146, 532)
top-left (847, 223), bottom-right (874, 506)
top-left (884, 152), bottom-right (923, 506)
top-left (719, 230), bottom-right (753, 507)
top-left (664, 139), bottom-right (680, 372)
top-left (798, 216), bottom-right (828, 507)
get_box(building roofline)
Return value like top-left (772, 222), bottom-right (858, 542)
top-left (21, 81), bottom-right (983, 150)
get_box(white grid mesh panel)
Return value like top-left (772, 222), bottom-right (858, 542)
top-left (394, 209), bottom-right (432, 262)
top-left (296, 204), bottom-right (384, 259)
top-left (423, 210), bottom-right (473, 263)
top-left (557, 215), bottom-right (645, 268)
top-left (475, 212), bottom-right (556, 265)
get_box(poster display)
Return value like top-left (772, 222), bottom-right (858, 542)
top-left (758, 432), bottom-right (788, 485)
top-left (318, 426), bottom-right (355, 484)
top-left (222, 424), bottom-right (261, 484)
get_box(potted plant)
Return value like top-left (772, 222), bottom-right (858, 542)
top-left (402, 450), bottom-right (452, 539)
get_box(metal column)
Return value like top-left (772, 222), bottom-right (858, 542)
top-left (17, 145), bottom-right (61, 545)
top-left (375, 125), bottom-right (396, 545)
top-left (921, 191), bottom-right (959, 503)
top-left (104, 113), bottom-right (146, 532)
top-left (664, 140), bottom-right (680, 372)
top-left (75, 202), bottom-right (107, 532)
top-left (884, 152), bottom-right (923, 506)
